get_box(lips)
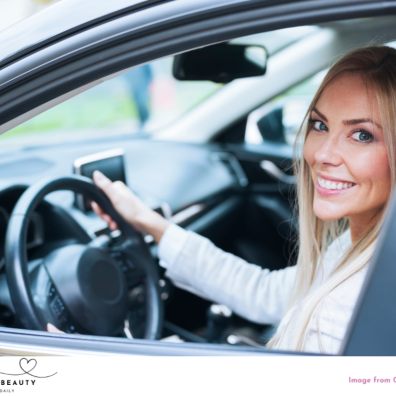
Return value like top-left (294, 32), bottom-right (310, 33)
top-left (317, 176), bottom-right (355, 191)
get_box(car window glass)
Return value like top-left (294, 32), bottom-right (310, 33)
top-left (0, 57), bottom-right (220, 148)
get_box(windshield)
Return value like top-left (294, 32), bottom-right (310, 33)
top-left (0, 25), bottom-right (318, 148)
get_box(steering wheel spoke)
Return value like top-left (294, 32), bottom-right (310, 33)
top-left (28, 259), bottom-right (78, 333)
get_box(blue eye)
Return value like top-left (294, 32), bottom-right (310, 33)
top-left (351, 130), bottom-right (374, 143)
top-left (309, 118), bottom-right (327, 132)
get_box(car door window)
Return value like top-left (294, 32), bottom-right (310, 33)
top-left (0, 57), bottom-right (220, 148)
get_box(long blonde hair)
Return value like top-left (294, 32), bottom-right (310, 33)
top-left (268, 46), bottom-right (396, 351)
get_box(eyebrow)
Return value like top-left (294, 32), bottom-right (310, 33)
top-left (311, 107), bottom-right (382, 129)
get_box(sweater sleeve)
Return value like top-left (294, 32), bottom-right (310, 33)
top-left (158, 224), bottom-right (296, 324)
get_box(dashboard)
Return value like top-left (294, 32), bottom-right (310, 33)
top-left (0, 137), bottom-right (239, 238)
top-left (0, 138), bottom-right (237, 209)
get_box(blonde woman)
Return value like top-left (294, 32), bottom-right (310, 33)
top-left (91, 46), bottom-right (395, 353)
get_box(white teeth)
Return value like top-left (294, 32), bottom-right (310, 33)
top-left (317, 177), bottom-right (354, 190)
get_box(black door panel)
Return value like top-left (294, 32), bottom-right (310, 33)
top-left (217, 143), bottom-right (297, 271)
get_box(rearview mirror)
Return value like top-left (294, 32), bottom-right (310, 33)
top-left (172, 42), bottom-right (268, 83)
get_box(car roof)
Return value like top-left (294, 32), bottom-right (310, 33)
top-left (0, 0), bottom-right (159, 68)
top-left (0, 0), bottom-right (260, 69)
top-left (7, 0), bottom-right (384, 71)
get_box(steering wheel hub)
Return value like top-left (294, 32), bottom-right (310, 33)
top-left (89, 257), bottom-right (123, 302)
top-left (45, 244), bottom-right (127, 335)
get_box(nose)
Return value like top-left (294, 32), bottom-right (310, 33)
top-left (313, 133), bottom-right (343, 166)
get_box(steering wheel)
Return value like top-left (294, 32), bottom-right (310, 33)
top-left (5, 176), bottom-right (163, 339)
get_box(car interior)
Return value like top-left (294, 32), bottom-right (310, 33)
top-left (1, 12), bottom-right (396, 352)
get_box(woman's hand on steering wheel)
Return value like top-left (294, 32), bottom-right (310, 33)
top-left (92, 171), bottom-right (170, 244)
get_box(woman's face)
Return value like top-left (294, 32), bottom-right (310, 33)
top-left (303, 73), bottom-right (391, 234)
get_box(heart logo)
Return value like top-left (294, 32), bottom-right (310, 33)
top-left (19, 358), bottom-right (37, 374)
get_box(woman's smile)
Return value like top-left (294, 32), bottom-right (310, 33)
top-left (316, 174), bottom-right (356, 195)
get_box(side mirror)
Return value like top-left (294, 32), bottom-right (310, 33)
top-left (172, 42), bottom-right (268, 83)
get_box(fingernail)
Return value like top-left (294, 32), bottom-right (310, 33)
top-left (93, 170), bottom-right (104, 181)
